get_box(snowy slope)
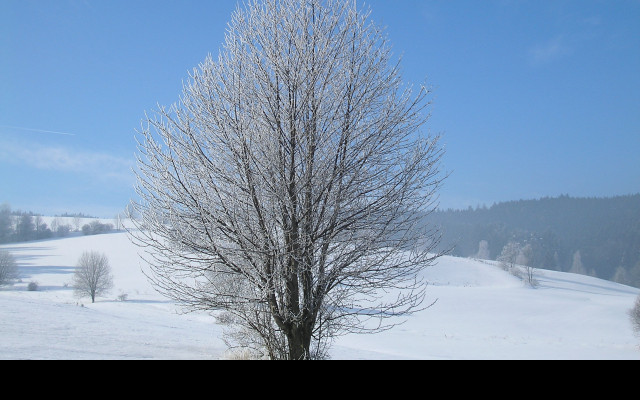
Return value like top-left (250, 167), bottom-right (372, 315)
top-left (333, 257), bottom-right (640, 359)
top-left (1, 223), bottom-right (639, 360)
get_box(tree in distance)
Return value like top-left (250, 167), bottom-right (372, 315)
top-left (131, 0), bottom-right (446, 360)
top-left (630, 295), bottom-right (640, 336)
top-left (0, 250), bottom-right (19, 286)
top-left (72, 251), bottom-right (114, 303)
top-left (498, 242), bottom-right (520, 272)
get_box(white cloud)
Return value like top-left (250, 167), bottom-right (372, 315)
top-left (0, 141), bottom-right (133, 184)
top-left (528, 36), bottom-right (570, 66)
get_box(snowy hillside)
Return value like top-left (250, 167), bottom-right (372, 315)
top-left (1, 221), bottom-right (639, 360)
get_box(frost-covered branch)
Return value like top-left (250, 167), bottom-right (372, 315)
top-left (130, 0), bottom-right (446, 360)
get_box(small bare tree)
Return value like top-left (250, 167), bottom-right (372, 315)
top-left (0, 250), bottom-right (19, 285)
top-left (131, 0), bottom-right (445, 359)
top-left (51, 217), bottom-right (60, 234)
top-left (73, 216), bottom-right (82, 232)
top-left (475, 240), bottom-right (490, 260)
top-left (73, 251), bottom-right (114, 303)
top-left (518, 244), bottom-right (538, 287)
top-left (570, 250), bottom-right (587, 275)
top-left (498, 241), bottom-right (520, 272)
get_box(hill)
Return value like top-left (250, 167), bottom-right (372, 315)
top-left (1, 226), bottom-right (639, 359)
top-left (431, 194), bottom-right (640, 285)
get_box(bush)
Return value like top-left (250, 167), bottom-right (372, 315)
top-left (224, 348), bottom-right (256, 360)
top-left (57, 224), bottom-right (72, 237)
top-left (630, 295), bottom-right (640, 335)
top-left (27, 281), bottom-right (38, 291)
top-left (81, 221), bottom-right (114, 236)
top-left (81, 224), bottom-right (92, 235)
top-left (0, 250), bottom-right (19, 285)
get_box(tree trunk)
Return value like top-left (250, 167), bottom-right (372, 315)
top-left (287, 324), bottom-right (312, 360)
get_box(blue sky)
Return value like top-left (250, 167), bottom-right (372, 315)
top-left (1, 0), bottom-right (639, 217)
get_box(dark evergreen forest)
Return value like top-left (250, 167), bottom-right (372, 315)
top-left (430, 194), bottom-right (640, 287)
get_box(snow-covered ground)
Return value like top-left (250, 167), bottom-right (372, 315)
top-left (1, 219), bottom-right (639, 360)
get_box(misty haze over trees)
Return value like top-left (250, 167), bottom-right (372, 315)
top-left (431, 194), bottom-right (640, 288)
top-left (0, 203), bottom-right (114, 244)
top-left (3, 193), bottom-right (638, 289)
top-left (0, 204), bottom-right (57, 242)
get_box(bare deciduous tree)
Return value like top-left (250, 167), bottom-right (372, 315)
top-left (570, 250), bottom-right (587, 275)
top-left (498, 241), bottom-right (520, 272)
top-left (34, 215), bottom-right (43, 237)
top-left (475, 240), bottom-right (490, 260)
top-left (51, 217), bottom-right (60, 234)
top-left (73, 251), bottom-right (114, 303)
top-left (73, 216), bottom-right (82, 232)
top-left (130, 0), bottom-right (445, 360)
top-left (518, 244), bottom-right (538, 287)
top-left (0, 250), bottom-right (19, 285)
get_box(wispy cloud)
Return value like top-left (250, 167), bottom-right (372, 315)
top-left (0, 125), bottom-right (77, 136)
top-left (528, 36), bottom-right (570, 66)
top-left (0, 141), bottom-right (133, 184)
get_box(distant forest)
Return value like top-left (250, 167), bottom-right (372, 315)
top-left (0, 204), bottom-right (112, 244)
top-left (2, 196), bottom-right (639, 287)
top-left (431, 194), bottom-right (640, 287)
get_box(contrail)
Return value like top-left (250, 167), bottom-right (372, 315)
top-left (0, 125), bottom-right (77, 136)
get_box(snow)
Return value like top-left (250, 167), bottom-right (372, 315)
top-left (1, 219), bottom-right (639, 360)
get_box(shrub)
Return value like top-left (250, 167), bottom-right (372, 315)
top-left (57, 224), bottom-right (72, 237)
top-left (81, 221), bottom-right (114, 236)
top-left (630, 295), bottom-right (640, 335)
top-left (0, 250), bottom-right (19, 285)
top-left (224, 348), bottom-right (256, 360)
top-left (27, 281), bottom-right (38, 291)
top-left (81, 224), bottom-right (92, 235)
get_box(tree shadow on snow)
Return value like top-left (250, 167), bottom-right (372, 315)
top-left (18, 265), bottom-right (76, 289)
top-left (537, 274), bottom-right (640, 296)
top-left (1, 247), bottom-right (55, 262)
top-left (30, 284), bottom-right (74, 292)
top-left (20, 265), bottom-right (75, 276)
top-left (112, 299), bottom-right (172, 305)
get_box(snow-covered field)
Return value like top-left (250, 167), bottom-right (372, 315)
top-left (1, 219), bottom-right (639, 360)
